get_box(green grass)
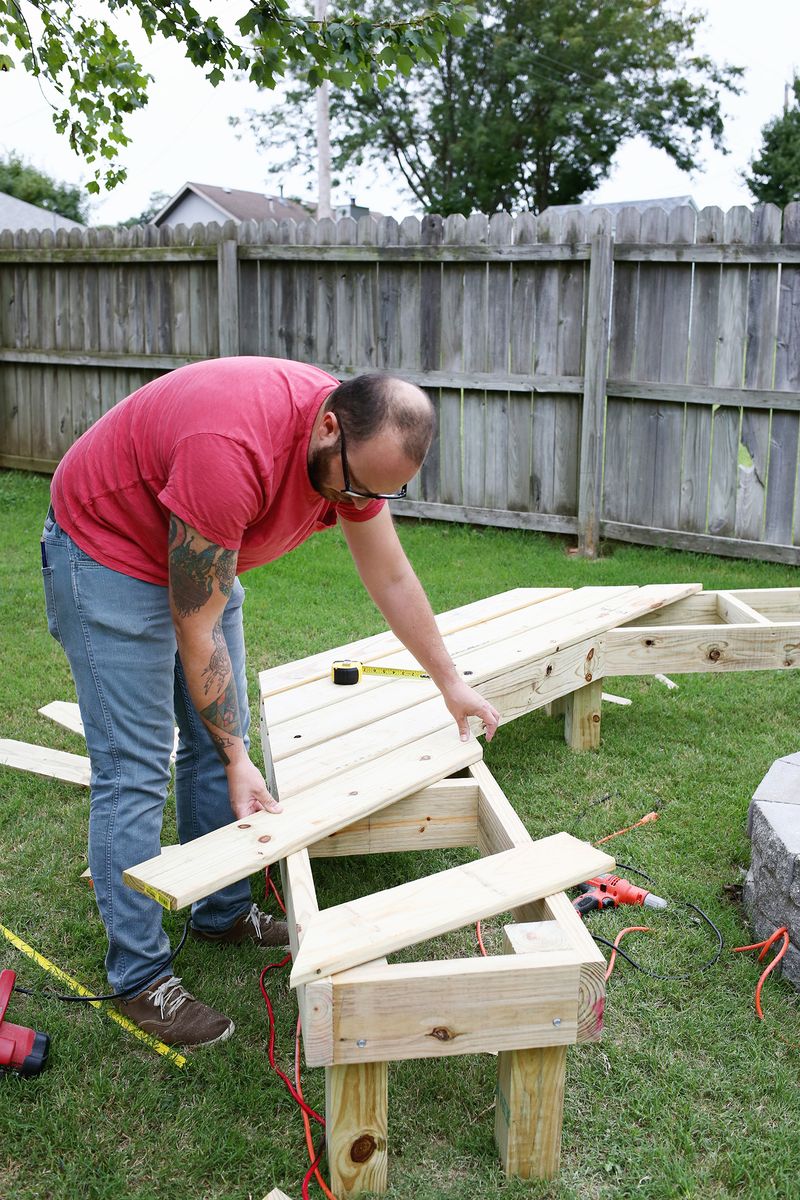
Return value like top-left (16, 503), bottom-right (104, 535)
top-left (1, 468), bottom-right (799, 1200)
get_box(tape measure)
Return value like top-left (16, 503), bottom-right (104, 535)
top-left (331, 659), bottom-right (430, 685)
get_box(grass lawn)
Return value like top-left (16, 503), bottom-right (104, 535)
top-left (1, 467), bottom-right (799, 1200)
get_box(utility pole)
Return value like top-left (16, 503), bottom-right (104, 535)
top-left (315, 0), bottom-right (333, 220)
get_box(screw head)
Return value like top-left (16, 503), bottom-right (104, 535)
top-left (356, 1038), bottom-right (367, 1048)
top-left (552, 1017), bottom-right (562, 1027)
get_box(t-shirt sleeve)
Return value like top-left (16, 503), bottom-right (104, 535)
top-left (334, 498), bottom-right (386, 525)
top-left (158, 433), bottom-right (270, 550)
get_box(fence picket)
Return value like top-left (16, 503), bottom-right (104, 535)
top-left (770, 203), bottom-right (800, 545)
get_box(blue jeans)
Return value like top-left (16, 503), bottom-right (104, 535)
top-left (41, 511), bottom-right (253, 993)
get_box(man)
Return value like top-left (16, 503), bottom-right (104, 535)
top-left (41, 356), bottom-right (500, 1049)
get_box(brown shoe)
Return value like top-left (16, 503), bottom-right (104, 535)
top-left (114, 976), bottom-right (234, 1048)
top-left (191, 903), bottom-right (289, 949)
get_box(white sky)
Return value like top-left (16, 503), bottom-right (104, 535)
top-left (0, 0), bottom-right (797, 225)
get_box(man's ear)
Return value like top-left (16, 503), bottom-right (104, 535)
top-left (317, 410), bottom-right (339, 447)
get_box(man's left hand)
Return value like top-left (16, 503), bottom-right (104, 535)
top-left (441, 680), bottom-right (500, 743)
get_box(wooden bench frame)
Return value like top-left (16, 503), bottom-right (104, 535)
top-left (280, 759), bottom-right (606, 1196)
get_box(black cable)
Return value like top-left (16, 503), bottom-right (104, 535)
top-left (12, 918), bottom-right (192, 1003)
top-left (592, 902), bottom-right (725, 981)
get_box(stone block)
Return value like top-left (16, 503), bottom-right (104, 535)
top-left (749, 759), bottom-right (800, 832)
top-left (747, 802), bottom-right (800, 892)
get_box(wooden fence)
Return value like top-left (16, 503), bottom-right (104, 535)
top-left (1, 202), bottom-right (800, 563)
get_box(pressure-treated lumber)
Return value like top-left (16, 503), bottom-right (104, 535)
top-left (259, 587), bottom-right (569, 696)
top-left (563, 679), bottom-right (603, 751)
top-left (325, 1061), bottom-right (388, 1198)
top-left (602, 623), bottom-right (800, 676)
top-left (495, 1044), bottom-right (568, 1179)
top-left (124, 729), bottom-right (481, 910)
top-left (307, 778), bottom-right (479, 858)
top-left (0, 739), bottom-right (90, 786)
top-left (290, 836), bottom-right (614, 986)
top-left (38, 701), bottom-right (85, 736)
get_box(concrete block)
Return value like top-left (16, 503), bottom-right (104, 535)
top-left (751, 757), bottom-right (800, 811)
top-left (748, 802), bottom-right (800, 891)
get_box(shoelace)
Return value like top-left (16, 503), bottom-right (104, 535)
top-left (245, 904), bottom-right (273, 939)
top-left (149, 975), bottom-right (191, 1018)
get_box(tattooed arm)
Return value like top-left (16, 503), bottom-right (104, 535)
top-left (167, 514), bottom-right (281, 820)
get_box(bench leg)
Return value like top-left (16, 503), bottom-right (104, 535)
top-left (495, 1044), bottom-right (568, 1178)
top-left (325, 1061), bottom-right (388, 1197)
top-left (563, 679), bottom-right (602, 750)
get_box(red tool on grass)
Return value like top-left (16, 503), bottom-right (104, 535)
top-left (0, 969), bottom-right (49, 1076)
top-left (573, 873), bottom-right (668, 917)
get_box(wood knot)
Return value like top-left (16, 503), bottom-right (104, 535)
top-left (708, 647), bottom-right (722, 662)
top-left (644, 638), bottom-right (655, 647)
top-left (428, 1026), bottom-right (453, 1041)
top-left (585, 673), bottom-right (593, 682)
top-left (545, 664), bottom-right (553, 676)
top-left (586, 647), bottom-right (594, 661)
top-left (258, 835), bottom-right (271, 843)
top-left (592, 713), bottom-right (600, 723)
top-left (237, 823), bottom-right (251, 829)
top-left (350, 1134), bottom-right (377, 1163)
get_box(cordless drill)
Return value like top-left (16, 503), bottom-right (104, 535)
top-left (573, 873), bottom-right (668, 917)
top-left (0, 969), bottom-right (49, 1077)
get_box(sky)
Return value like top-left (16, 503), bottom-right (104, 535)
top-left (0, 0), bottom-right (797, 226)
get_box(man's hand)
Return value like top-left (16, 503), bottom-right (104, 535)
top-left (441, 679), bottom-right (500, 743)
top-left (227, 757), bottom-right (283, 820)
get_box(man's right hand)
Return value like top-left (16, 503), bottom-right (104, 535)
top-left (227, 756), bottom-right (282, 819)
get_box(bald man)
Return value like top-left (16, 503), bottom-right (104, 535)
top-left (41, 357), bottom-right (499, 1047)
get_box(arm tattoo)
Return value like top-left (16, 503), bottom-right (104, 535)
top-left (215, 550), bottom-right (237, 598)
top-left (209, 732), bottom-right (234, 766)
top-left (169, 516), bottom-right (216, 616)
top-left (200, 678), bottom-right (242, 738)
top-left (169, 516), bottom-right (237, 615)
top-left (201, 624), bottom-right (229, 696)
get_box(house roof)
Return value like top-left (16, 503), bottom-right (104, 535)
top-left (0, 192), bottom-right (85, 234)
top-left (543, 195), bottom-right (698, 217)
top-left (153, 182), bottom-right (312, 226)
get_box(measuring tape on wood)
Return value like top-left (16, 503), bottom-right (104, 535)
top-left (330, 660), bottom-right (474, 686)
top-left (330, 659), bottom-right (430, 685)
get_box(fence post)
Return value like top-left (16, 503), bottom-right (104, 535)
top-left (217, 226), bottom-right (240, 358)
top-left (577, 224), bottom-right (613, 556)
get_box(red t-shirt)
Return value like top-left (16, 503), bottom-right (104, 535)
top-left (51, 357), bottom-right (384, 586)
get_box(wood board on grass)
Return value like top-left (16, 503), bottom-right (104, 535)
top-left (290, 834), bottom-right (615, 985)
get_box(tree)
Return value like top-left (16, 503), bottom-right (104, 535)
top-left (745, 78), bottom-right (800, 207)
top-left (240, 0), bottom-right (743, 215)
top-left (118, 191), bottom-right (172, 228)
top-left (0, 150), bottom-right (89, 221)
top-left (0, 1), bottom-right (475, 193)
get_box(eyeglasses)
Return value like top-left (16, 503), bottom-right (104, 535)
top-left (337, 420), bottom-right (408, 500)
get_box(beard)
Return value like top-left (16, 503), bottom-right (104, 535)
top-left (307, 440), bottom-right (348, 504)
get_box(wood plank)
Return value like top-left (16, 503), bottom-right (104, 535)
top-left (603, 206), bottom-right (640, 523)
top-left (266, 586), bottom-right (636, 750)
top-left (315, 952), bottom-right (585, 1066)
top-left (290, 836), bottom-right (615, 986)
top-left (602, 624), bottom-right (800, 676)
top-left (768, 202), bottom-right (800, 544)
top-left (708, 208), bottom-right (751, 536)
top-left (508, 212), bottom-right (537, 511)
top-left (38, 700), bottom-right (84, 736)
top-left (389, 498), bottom-right (578, 534)
top-left (681, 207), bottom-right (723, 532)
top-left (307, 779), bottom-right (479, 858)
top-left (0, 740), bottom-right (90, 786)
top-left (715, 591), bottom-right (772, 624)
top-left (530, 208), bottom-right (562, 515)
top-left (723, 587), bottom-right (800, 620)
top-left (578, 219), bottom-right (613, 553)
top-left (563, 679), bottom-right (603, 751)
top-left (438, 215), bottom-right (466, 505)
top-left (123, 728), bottom-right (482, 910)
top-left (325, 1061), bottom-right (388, 1198)
top-left (495, 1044), bottom-right (568, 1180)
top-left (600, 517), bottom-right (800, 565)
top-left (737, 204), bottom-right (781, 539)
top-left (259, 588), bottom-right (569, 698)
top-left (551, 210), bottom-right (584, 516)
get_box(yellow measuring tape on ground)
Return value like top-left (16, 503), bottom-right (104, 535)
top-left (0, 921), bottom-right (186, 1069)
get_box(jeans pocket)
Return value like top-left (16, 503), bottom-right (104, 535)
top-left (41, 567), bottom-right (63, 644)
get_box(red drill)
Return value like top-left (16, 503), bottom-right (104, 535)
top-left (573, 873), bottom-right (668, 917)
top-left (0, 969), bottom-right (49, 1077)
